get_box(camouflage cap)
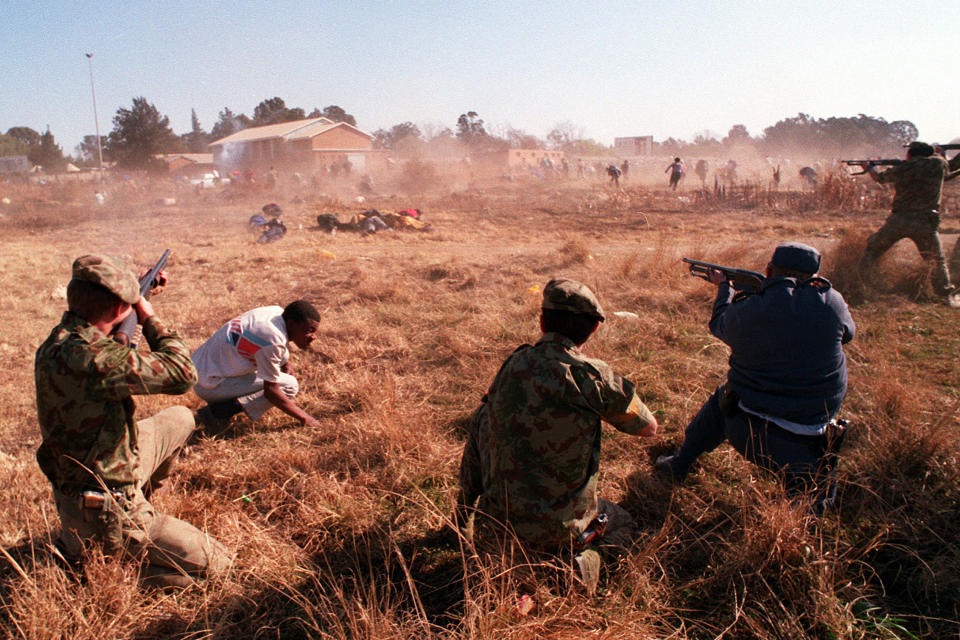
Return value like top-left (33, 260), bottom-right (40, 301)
top-left (771, 242), bottom-right (821, 275)
top-left (71, 254), bottom-right (140, 304)
top-left (542, 278), bottom-right (605, 321)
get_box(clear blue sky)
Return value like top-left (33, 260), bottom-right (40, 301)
top-left (2, 0), bottom-right (957, 154)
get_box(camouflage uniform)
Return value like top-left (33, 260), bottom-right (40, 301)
top-left (459, 279), bottom-right (655, 572)
top-left (35, 255), bottom-right (231, 587)
top-left (859, 155), bottom-right (953, 296)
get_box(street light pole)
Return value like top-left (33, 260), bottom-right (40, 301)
top-left (85, 53), bottom-right (103, 173)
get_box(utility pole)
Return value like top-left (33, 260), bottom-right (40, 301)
top-left (85, 53), bottom-right (104, 173)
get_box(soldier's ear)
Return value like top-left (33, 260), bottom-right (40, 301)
top-left (539, 313), bottom-right (546, 334)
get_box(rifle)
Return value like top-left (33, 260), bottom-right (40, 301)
top-left (841, 159), bottom-right (901, 175)
top-left (683, 258), bottom-right (765, 292)
top-left (902, 143), bottom-right (960, 151)
top-left (113, 249), bottom-right (171, 347)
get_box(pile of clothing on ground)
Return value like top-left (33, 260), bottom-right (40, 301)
top-left (316, 208), bottom-right (431, 235)
top-left (248, 203), bottom-right (287, 243)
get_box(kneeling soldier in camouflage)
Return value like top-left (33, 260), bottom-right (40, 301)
top-left (35, 255), bottom-right (231, 587)
top-left (458, 278), bottom-right (658, 592)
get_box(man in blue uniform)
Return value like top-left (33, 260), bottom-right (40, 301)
top-left (657, 243), bottom-right (855, 512)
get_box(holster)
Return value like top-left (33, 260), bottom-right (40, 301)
top-left (718, 384), bottom-right (742, 418)
top-left (574, 512), bottom-right (608, 550)
top-left (819, 418), bottom-right (849, 471)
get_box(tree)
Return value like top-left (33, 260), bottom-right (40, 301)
top-left (0, 133), bottom-right (27, 156)
top-left (182, 108), bottom-right (210, 153)
top-left (456, 111), bottom-right (488, 146)
top-left (74, 135), bottom-right (108, 166)
top-left (30, 127), bottom-right (65, 172)
top-left (724, 124), bottom-right (752, 147)
top-left (889, 120), bottom-right (918, 146)
top-left (210, 107), bottom-right (250, 141)
top-left (759, 113), bottom-right (917, 157)
top-left (6, 126), bottom-right (41, 149)
top-left (546, 121), bottom-right (584, 150)
top-left (320, 105), bottom-right (356, 126)
top-left (252, 97), bottom-right (304, 126)
top-left (501, 126), bottom-right (542, 149)
top-left (105, 97), bottom-right (179, 170)
top-left (372, 122), bottom-right (423, 150)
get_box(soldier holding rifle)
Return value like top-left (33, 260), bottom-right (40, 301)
top-left (855, 141), bottom-right (957, 305)
top-left (35, 255), bottom-right (231, 587)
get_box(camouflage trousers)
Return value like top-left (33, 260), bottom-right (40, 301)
top-left (457, 404), bottom-right (634, 592)
top-left (54, 406), bottom-right (232, 587)
top-left (859, 210), bottom-right (952, 296)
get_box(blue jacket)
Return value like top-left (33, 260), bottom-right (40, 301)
top-left (710, 277), bottom-right (855, 425)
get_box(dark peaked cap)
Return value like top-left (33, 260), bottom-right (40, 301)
top-left (771, 242), bottom-right (821, 275)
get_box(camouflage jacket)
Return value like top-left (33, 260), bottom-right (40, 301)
top-left (877, 155), bottom-right (948, 214)
top-left (35, 311), bottom-right (197, 492)
top-left (481, 332), bottom-right (655, 545)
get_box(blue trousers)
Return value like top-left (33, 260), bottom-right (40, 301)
top-left (672, 385), bottom-right (836, 511)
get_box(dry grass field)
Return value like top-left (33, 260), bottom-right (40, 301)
top-left (0, 171), bottom-right (958, 639)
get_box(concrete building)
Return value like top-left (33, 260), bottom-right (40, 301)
top-left (614, 136), bottom-right (654, 156)
top-left (209, 117), bottom-right (387, 174)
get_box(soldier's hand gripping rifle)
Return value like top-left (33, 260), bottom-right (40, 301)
top-left (841, 159), bottom-right (902, 175)
top-left (683, 258), bottom-right (765, 292)
top-left (113, 249), bottom-right (171, 347)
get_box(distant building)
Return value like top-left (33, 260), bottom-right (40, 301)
top-left (614, 136), bottom-right (654, 156)
top-left (154, 153), bottom-right (215, 176)
top-left (208, 117), bottom-right (387, 173)
top-left (0, 155), bottom-right (29, 174)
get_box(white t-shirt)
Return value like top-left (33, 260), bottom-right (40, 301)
top-left (192, 306), bottom-right (289, 389)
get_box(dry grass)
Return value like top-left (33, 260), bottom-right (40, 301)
top-left (1, 175), bottom-right (958, 639)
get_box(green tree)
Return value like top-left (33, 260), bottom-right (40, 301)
top-left (210, 107), bottom-right (250, 141)
top-left (372, 122), bottom-right (422, 150)
top-left (319, 105), bottom-right (356, 126)
top-left (105, 97), bottom-right (179, 170)
top-left (0, 133), bottom-right (28, 156)
top-left (252, 97), bottom-right (305, 126)
top-left (182, 108), bottom-right (210, 153)
top-left (30, 127), bottom-right (65, 172)
top-left (456, 111), bottom-right (487, 145)
top-left (6, 126), bottom-right (41, 149)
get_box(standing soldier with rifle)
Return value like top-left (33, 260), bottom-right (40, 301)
top-left (35, 254), bottom-right (231, 586)
top-left (855, 141), bottom-right (958, 305)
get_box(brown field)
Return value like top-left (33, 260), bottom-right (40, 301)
top-left (1, 172), bottom-right (958, 639)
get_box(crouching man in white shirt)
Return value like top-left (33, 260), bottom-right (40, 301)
top-left (192, 300), bottom-right (321, 432)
